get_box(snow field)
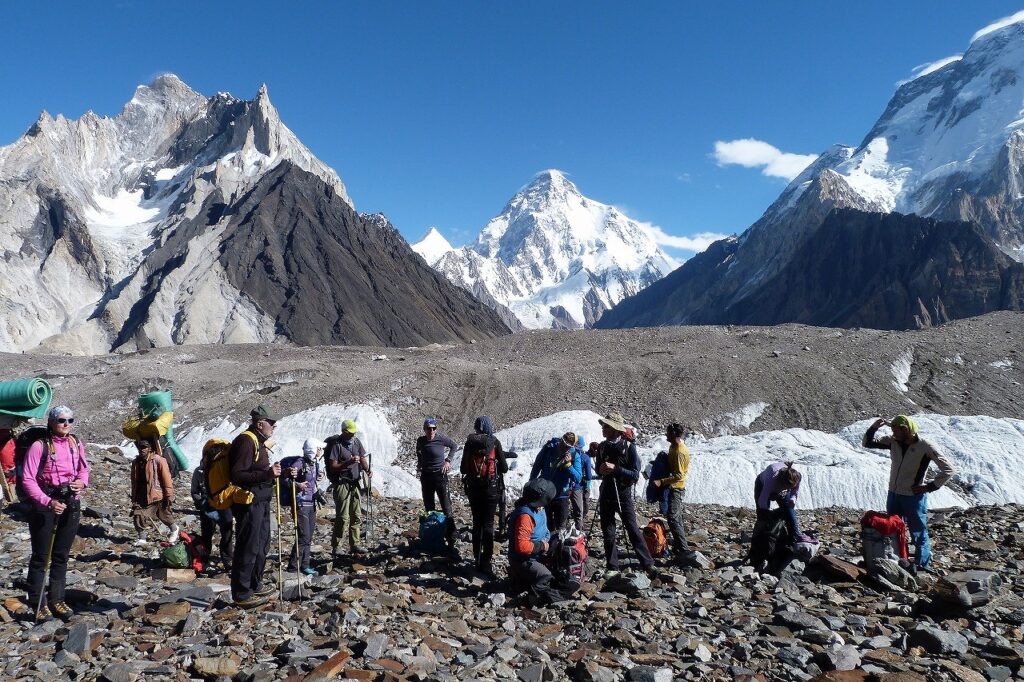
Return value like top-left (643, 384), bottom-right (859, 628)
top-left (166, 407), bottom-right (1024, 511)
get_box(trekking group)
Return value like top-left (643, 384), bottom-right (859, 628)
top-left (1, 401), bottom-right (957, 618)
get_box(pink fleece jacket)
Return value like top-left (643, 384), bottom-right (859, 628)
top-left (21, 434), bottom-right (90, 509)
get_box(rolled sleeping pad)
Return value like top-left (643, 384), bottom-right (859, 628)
top-left (0, 378), bottom-right (53, 419)
top-left (138, 390), bottom-right (174, 419)
top-left (164, 422), bottom-right (189, 472)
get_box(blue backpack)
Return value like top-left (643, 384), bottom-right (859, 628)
top-left (418, 511), bottom-right (447, 553)
top-left (645, 450), bottom-right (670, 504)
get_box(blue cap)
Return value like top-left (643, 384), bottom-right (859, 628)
top-left (423, 417), bottom-right (438, 429)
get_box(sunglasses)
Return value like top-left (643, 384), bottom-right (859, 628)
top-left (424, 426), bottom-right (437, 431)
top-left (55, 418), bottom-right (75, 425)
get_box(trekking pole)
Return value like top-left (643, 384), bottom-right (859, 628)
top-left (36, 521), bottom-right (60, 614)
top-left (368, 452), bottom-right (374, 546)
top-left (275, 478), bottom-right (283, 601)
top-left (291, 479), bottom-right (302, 601)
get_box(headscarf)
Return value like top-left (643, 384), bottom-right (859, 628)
top-left (474, 416), bottom-right (494, 437)
top-left (49, 405), bottom-right (73, 420)
top-left (890, 415), bottom-right (919, 436)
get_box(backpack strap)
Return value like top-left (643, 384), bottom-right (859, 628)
top-left (242, 431), bottom-right (261, 462)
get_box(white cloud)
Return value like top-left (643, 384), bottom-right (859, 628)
top-left (713, 138), bottom-right (818, 181)
top-left (971, 10), bottom-right (1024, 43)
top-left (897, 54), bottom-right (962, 86)
top-left (645, 224), bottom-right (729, 253)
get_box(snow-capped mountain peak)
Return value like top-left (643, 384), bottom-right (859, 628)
top-left (411, 227), bottom-right (454, 265)
top-left (426, 170), bottom-right (678, 329)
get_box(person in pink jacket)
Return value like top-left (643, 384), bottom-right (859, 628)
top-left (21, 405), bottom-right (90, 622)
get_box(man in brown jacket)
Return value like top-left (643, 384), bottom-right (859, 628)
top-left (229, 405), bottom-right (282, 608)
top-left (130, 436), bottom-right (178, 544)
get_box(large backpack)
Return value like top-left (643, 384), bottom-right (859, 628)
top-left (464, 433), bottom-right (497, 481)
top-left (204, 437), bottom-right (253, 510)
top-left (644, 517), bottom-right (670, 558)
top-left (418, 511), bottom-right (448, 553)
top-left (323, 434), bottom-right (346, 485)
top-left (14, 427), bottom-right (80, 503)
top-left (749, 509), bottom-right (792, 574)
top-left (545, 528), bottom-right (588, 586)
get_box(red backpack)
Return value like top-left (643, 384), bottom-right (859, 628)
top-left (644, 517), bottom-right (670, 558)
top-left (463, 433), bottom-right (497, 480)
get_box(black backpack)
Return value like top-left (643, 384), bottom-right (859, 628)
top-left (323, 434), bottom-right (344, 484)
top-left (749, 509), bottom-right (792, 574)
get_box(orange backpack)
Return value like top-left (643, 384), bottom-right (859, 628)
top-left (644, 517), bottom-right (669, 558)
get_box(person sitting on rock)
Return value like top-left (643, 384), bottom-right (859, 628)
top-left (508, 478), bottom-right (566, 605)
top-left (596, 413), bottom-right (658, 578)
top-left (328, 421), bottom-right (371, 558)
top-left (529, 432), bottom-right (583, 532)
top-left (650, 423), bottom-right (703, 569)
top-left (191, 447), bottom-right (234, 573)
top-left (863, 415), bottom-right (956, 570)
top-left (281, 439), bottom-right (322, 575)
top-left (415, 417), bottom-right (459, 555)
top-left (228, 404), bottom-right (282, 609)
top-left (21, 405), bottom-right (90, 622)
top-left (130, 435), bottom-right (179, 545)
top-left (460, 416), bottom-right (508, 580)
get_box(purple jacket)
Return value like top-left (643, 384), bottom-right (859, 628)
top-left (22, 434), bottom-right (90, 509)
top-left (755, 461), bottom-right (799, 511)
top-left (280, 455), bottom-right (319, 507)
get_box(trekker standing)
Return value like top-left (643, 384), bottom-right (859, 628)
top-left (595, 412), bottom-right (657, 577)
top-left (863, 415), bottom-right (955, 570)
top-left (460, 416), bottom-right (508, 579)
top-left (130, 436), bottom-right (179, 544)
top-left (228, 405), bottom-right (282, 608)
top-left (327, 421), bottom-right (370, 558)
top-left (651, 423), bottom-right (702, 568)
top-left (281, 439), bottom-right (322, 575)
top-left (191, 448), bottom-right (233, 573)
top-left (508, 478), bottom-right (566, 605)
top-left (529, 433), bottom-right (583, 532)
top-left (21, 405), bottom-right (90, 622)
top-left (416, 417), bottom-right (459, 553)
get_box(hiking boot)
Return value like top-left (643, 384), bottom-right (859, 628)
top-left (50, 600), bottom-right (73, 621)
top-left (301, 567), bottom-right (318, 577)
top-left (166, 524), bottom-right (180, 544)
top-left (477, 564), bottom-right (498, 581)
top-left (602, 569), bottom-right (621, 580)
top-left (233, 595), bottom-right (268, 609)
top-left (644, 565), bottom-right (661, 580)
top-left (254, 584), bottom-right (277, 598)
top-left (34, 604), bottom-right (52, 623)
top-left (350, 545), bottom-right (368, 556)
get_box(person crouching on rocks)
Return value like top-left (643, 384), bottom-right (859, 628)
top-left (328, 421), bottom-right (371, 558)
top-left (228, 405), bottom-right (282, 609)
top-left (508, 478), bottom-right (567, 606)
top-left (863, 415), bottom-right (956, 571)
top-left (416, 417), bottom-right (459, 555)
top-left (191, 446), bottom-right (233, 573)
top-left (130, 435), bottom-right (179, 545)
top-left (749, 461), bottom-right (804, 573)
top-left (21, 405), bottom-right (90, 622)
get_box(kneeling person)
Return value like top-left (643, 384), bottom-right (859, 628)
top-left (508, 479), bottom-right (566, 606)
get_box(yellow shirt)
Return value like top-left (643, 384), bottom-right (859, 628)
top-left (664, 441), bottom-right (690, 490)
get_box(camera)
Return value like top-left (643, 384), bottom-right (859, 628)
top-left (53, 483), bottom-right (73, 502)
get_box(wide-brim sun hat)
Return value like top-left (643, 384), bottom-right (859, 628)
top-left (598, 412), bottom-right (628, 433)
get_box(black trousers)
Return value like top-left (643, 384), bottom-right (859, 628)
top-left (509, 558), bottom-right (562, 605)
top-left (546, 497), bottom-right (571, 533)
top-left (287, 505), bottom-right (316, 570)
top-left (599, 481), bottom-right (653, 570)
top-left (466, 485), bottom-right (499, 568)
top-left (421, 470), bottom-right (455, 543)
top-left (199, 507), bottom-right (234, 568)
top-left (27, 499), bottom-right (80, 608)
top-left (231, 490), bottom-right (271, 601)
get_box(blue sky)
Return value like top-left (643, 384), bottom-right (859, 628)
top-left (2, 2), bottom-right (1021, 250)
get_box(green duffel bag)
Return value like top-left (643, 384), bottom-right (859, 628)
top-left (161, 542), bottom-right (190, 569)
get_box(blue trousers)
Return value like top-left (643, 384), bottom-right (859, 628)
top-left (886, 491), bottom-right (930, 568)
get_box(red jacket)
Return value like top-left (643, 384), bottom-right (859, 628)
top-left (861, 511), bottom-right (909, 559)
top-left (0, 433), bottom-right (14, 484)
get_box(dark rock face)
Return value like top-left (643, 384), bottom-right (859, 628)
top-left (118, 162), bottom-right (510, 348)
top-left (599, 209), bottom-right (1024, 331)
